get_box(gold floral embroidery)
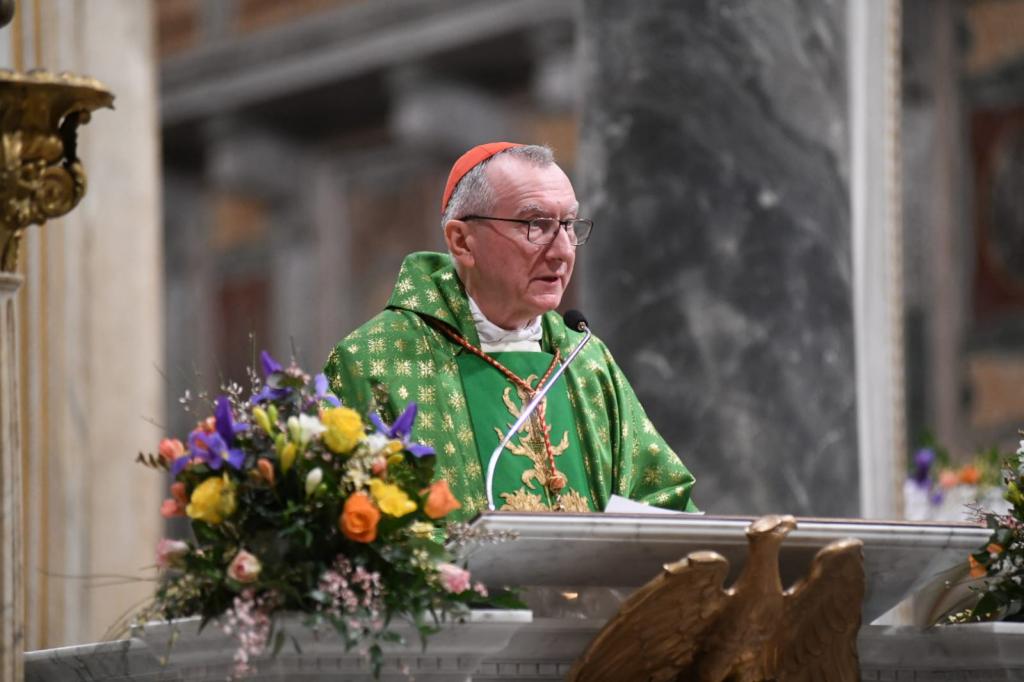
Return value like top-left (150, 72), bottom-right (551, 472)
top-left (494, 377), bottom-right (569, 493)
top-left (498, 486), bottom-right (590, 512)
top-left (558, 489), bottom-right (591, 512)
top-left (500, 488), bottom-right (547, 511)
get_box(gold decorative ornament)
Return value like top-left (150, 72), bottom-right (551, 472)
top-left (568, 515), bottom-right (865, 681)
top-left (0, 69), bottom-right (113, 271)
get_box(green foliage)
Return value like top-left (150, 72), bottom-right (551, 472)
top-left (948, 436), bottom-right (1024, 624)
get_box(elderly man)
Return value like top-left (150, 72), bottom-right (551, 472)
top-left (325, 142), bottom-right (696, 520)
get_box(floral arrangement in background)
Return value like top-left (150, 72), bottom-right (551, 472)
top-left (903, 438), bottom-right (1006, 522)
top-left (135, 351), bottom-right (498, 677)
top-left (946, 437), bottom-right (1024, 623)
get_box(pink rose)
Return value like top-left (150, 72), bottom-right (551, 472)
top-left (158, 438), bottom-right (185, 464)
top-left (437, 563), bottom-right (471, 594)
top-left (156, 538), bottom-right (189, 568)
top-left (227, 549), bottom-right (262, 583)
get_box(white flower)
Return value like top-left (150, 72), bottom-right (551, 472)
top-left (305, 467), bottom-right (323, 496)
top-left (1017, 439), bottom-right (1024, 456)
top-left (364, 432), bottom-right (391, 456)
top-left (288, 414), bottom-right (326, 445)
top-left (156, 538), bottom-right (189, 568)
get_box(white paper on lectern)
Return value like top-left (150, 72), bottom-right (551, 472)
top-left (604, 494), bottom-right (705, 515)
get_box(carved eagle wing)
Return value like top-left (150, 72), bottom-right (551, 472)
top-left (774, 537), bottom-right (864, 681)
top-left (567, 550), bottom-right (732, 682)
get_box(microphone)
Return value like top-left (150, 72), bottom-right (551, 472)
top-left (485, 310), bottom-right (593, 510)
top-left (563, 309), bottom-right (588, 333)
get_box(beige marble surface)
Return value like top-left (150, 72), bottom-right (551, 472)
top-left (1, 274), bottom-right (25, 682)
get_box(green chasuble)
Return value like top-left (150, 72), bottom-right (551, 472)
top-left (324, 252), bottom-right (697, 522)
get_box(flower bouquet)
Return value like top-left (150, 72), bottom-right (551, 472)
top-left (137, 352), bottom-right (493, 676)
top-left (903, 442), bottom-right (1005, 522)
top-left (947, 438), bottom-right (1024, 623)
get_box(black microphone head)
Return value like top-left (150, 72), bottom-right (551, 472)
top-left (563, 309), bottom-right (588, 332)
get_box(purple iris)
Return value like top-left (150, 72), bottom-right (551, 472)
top-left (370, 402), bottom-right (434, 458)
top-left (171, 396), bottom-right (250, 475)
top-left (251, 350), bottom-right (291, 404)
top-left (912, 448), bottom-right (936, 488)
top-left (313, 373), bottom-right (341, 407)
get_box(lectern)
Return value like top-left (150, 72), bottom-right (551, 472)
top-left (26, 513), bottom-right (1024, 682)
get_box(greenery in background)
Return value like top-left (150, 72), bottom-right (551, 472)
top-left (947, 436), bottom-right (1024, 623)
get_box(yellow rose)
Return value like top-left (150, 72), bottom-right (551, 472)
top-left (186, 474), bottom-right (237, 525)
top-left (369, 479), bottom-right (417, 518)
top-left (321, 407), bottom-right (365, 455)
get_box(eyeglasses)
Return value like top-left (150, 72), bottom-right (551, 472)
top-left (460, 215), bottom-right (594, 246)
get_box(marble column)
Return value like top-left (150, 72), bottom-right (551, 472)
top-left (16, 0), bottom-right (164, 648)
top-left (578, 0), bottom-right (857, 516)
top-left (0, 274), bottom-right (23, 682)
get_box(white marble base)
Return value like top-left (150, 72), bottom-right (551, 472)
top-left (27, 610), bottom-right (533, 682)
top-left (24, 617), bottom-right (1024, 681)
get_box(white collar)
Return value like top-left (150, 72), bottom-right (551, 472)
top-left (468, 297), bottom-right (543, 352)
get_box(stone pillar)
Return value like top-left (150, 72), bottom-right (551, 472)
top-left (16, 0), bottom-right (164, 648)
top-left (0, 273), bottom-right (23, 682)
top-left (578, 0), bottom-right (857, 516)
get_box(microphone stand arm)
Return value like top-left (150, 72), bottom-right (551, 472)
top-left (485, 327), bottom-right (592, 510)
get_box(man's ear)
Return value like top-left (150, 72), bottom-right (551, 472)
top-left (444, 219), bottom-right (475, 269)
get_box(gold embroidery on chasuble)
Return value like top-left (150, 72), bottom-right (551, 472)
top-left (456, 351), bottom-right (595, 513)
top-left (493, 377), bottom-right (570, 494)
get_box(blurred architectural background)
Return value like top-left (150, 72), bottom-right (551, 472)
top-left (2, 0), bottom-right (1024, 649)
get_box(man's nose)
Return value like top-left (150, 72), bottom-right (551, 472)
top-left (545, 223), bottom-right (575, 261)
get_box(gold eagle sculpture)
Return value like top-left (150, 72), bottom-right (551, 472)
top-left (568, 515), bottom-right (864, 681)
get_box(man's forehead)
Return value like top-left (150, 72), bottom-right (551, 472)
top-left (486, 156), bottom-right (577, 202)
top-left (513, 200), bottom-right (580, 217)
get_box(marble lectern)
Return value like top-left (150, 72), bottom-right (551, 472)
top-left (24, 514), bottom-right (1024, 681)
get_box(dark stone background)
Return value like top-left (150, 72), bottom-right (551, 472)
top-left (577, 0), bottom-right (857, 516)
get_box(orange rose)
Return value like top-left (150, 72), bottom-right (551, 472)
top-left (160, 481), bottom-right (189, 518)
top-left (958, 464), bottom-right (981, 485)
top-left (424, 480), bottom-right (461, 520)
top-left (171, 482), bottom-right (188, 505)
top-left (340, 492), bottom-right (380, 543)
top-left (969, 554), bottom-right (987, 579)
top-left (257, 458), bottom-right (275, 486)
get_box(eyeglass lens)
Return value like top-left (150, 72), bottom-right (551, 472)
top-left (530, 219), bottom-right (592, 245)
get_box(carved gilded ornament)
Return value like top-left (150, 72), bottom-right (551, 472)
top-left (0, 69), bottom-right (113, 271)
top-left (569, 515), bottom-right (865, 682)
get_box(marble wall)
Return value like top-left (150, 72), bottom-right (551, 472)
top-left (578, 0), bottom-right (857, 515)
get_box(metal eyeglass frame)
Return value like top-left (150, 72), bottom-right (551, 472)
top-left (460, 215), bottom-right (594, 246)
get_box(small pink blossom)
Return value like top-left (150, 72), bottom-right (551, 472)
top-left (473, 582), bottom-right (489, 598)
top-left (155, 538), bottom-right (189, 568)
top-left (437, 563), bottom-right (471, 594)
top-left (227, 549), bottom-right (262, 583)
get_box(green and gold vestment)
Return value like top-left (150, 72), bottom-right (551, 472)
top-left (324, 252), bottom-right (697, 522)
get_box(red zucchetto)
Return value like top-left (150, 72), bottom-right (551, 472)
top-left (440, 141), bottom-right (523, 215)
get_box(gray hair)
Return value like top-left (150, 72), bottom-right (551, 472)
top-left (441, 144), bottom-right (555, 228)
